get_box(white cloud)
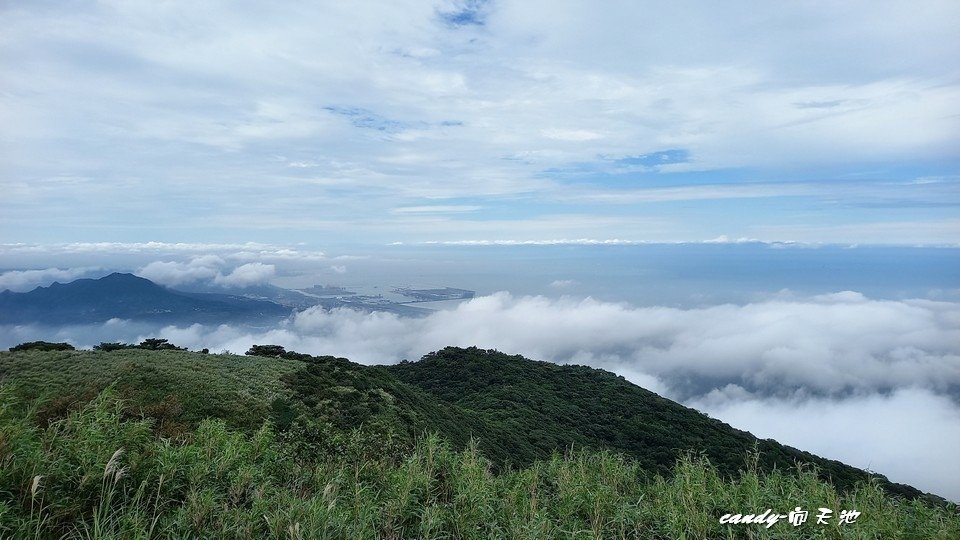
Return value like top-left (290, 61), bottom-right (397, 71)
top-left (428, 238), bottom-right (648, 246)
top-left (213, 262), bottom-right (276, 288)
top-left (559, 183), bottom-right (817, 204)
top-left (703, 235), bottom-right (761, 244)
top-left (137, 257), bottom-right (275, 288)
top-left (392, 205), bottom-right (482, 214)
top-left (2, 1), bottom-right (957, 245)
top-left (0, 267), bottom-right (102, 292)
top-left (137, 256), bottom-right (223, 286)
top-left (691, 388), bottom-right (960, 501)
top-left (540, 128), bottom-right (603, 141)
top-left (228, 248), bottom-right (327, 262)
top-left (1, 242), bottom-right (288, 255)
top-left (0, 242), bottom-right (326, 263)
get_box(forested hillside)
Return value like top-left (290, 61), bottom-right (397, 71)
top-left (387, 347), bottom-right (922, 496)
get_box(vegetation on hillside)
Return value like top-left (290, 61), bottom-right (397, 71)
top-left (1, 389), bottom-right (957, 539)
top-left (0, 345), bottom-right (956, 537)
top-left (8, 341), bottom-right (76, 352)
top-left (0, 348), bottom-right (301, 434)
top-left (386, 347), bottom-right (931, 501)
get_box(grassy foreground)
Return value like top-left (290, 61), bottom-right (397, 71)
top-left (1, 389), bottom-right (958, 539)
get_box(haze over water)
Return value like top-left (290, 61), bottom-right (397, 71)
top-left (278, 243), bottom-right (960, 306)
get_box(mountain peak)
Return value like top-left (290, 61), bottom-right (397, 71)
top-left (101, 272), bottom-right (151, 282)
top-left (92, 272), bottom-right (165, 293)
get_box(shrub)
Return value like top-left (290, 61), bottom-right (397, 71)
top-left (9, 341), bottom-right (75, 352)
top-left (246, 344), bottom-right (288, 357)
top-left (137, 338), bottom-right (185, 351)
top-left (93, 342), bottom-right (135, 352)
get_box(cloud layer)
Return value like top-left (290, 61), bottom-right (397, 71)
top-left (136, 257), bottom-right (276, 288)
top-left (189, 292), bottom-right (959, 401)
top-left (2, 1), bottom-right (958, 245)
top-left (690, 388), bottom-right (960, 503)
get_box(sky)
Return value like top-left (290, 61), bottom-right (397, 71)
top-left (2, 0), bottom-right (960, 502)
top-left (2, 0), bottom-right (959, 246)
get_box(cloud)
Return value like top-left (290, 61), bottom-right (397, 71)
top-left (137, 256), bottom-right (223, 286)
top-left (703, 235), bottom-right (761, 244)
top-left (0, 242), bottom-right (311, 256)
top-left (287, 160), bottom-right (321, 168)
top-left (691, 388), bottom-right (960, 502)
top-left (540, 128), bottom-right (603, 141)
top-left (425, 238), bottom-right (649, 246)
top-left (392, 205), bottom-right (482, 214)
top-left (0, 319), bottom-right (168, 351)
top-left (47, 292), bottom-right (955, 401)
top-left (793, 99), bottom-right (851, 109)
top-left (556, 183), bottom-right (818, 204)
top-left (0, 267), bottom-right (102, 292)
top-left (2, 1), bottom-right (957, 246)
top-left (330, 265), bottom-right (347, 274)
top-left (228, 248), bottom-right (327, 262)
top-left (137, 257), bottom-right (275, 288)
top-left (213, 262), bottom-right (276, 287)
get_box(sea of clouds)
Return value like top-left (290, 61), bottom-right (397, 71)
top-left (2, 290), bottom-right (958, 499)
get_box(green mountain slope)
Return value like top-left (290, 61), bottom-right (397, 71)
top-left (0, 346), bottom-right (936, 503)
top-left (385, 347), bottom-right (929, 501)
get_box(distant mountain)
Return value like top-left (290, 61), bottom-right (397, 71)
top-left (0, 272), bottom-right (290, 324)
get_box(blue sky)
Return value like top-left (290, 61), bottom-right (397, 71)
top-left (1, 0), bottom-right (959, 246)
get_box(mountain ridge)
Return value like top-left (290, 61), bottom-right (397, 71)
top-left (0, 344), bottom-right (942, 505)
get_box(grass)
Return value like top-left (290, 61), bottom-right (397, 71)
top-left (0, 349), bottom-right (301, 433)
top-left (1, 388), bottom-right (957, 539)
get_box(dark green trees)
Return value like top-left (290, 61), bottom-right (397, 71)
top-left (246, 344), bottom-right (288, 357)
top-left (8, 341), bottom-right (75, 352)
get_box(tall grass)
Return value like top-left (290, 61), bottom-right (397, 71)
top-left (0, 389), bottom-right (956, 539)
